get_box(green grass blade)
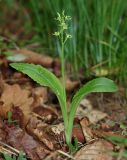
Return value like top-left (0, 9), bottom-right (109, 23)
top-left (106, 135), bottom-right (127, 146)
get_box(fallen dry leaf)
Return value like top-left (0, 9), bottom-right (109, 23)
top-left (80, 118), bottom-right (94, 142)
top-left (33, 105), bottom-right (58, 123)
top-left (49, 123), bottom-right (65, 145)
top-left (32, 87), bottom-right (48, 108)
top-left (0, 128), bottom-right (6, 141)
top-left (11, 106), bottom-right (24, 128)
top-left (11, 49), bottom-right (53, 67)
top-left (74, 139), bottom-right (114, 160)
top-left (76, 98), bottom-right (107, 123)
top-left (50, 122), bottom-right (85, 144)
top-left (76, 99), bottom-right (93, 119)
top-left (0, 84), bottom-right (33, 125)
top-left (66, 78), bottom-right (79, 92)
top-left (72, 125), bottom-right (85, 143)
top-left (26, 116), bottom-right (58, 150)
top-left (5, 126), bottom-right (49, 160)
top-left (87, 110), bottom-right (108, 124)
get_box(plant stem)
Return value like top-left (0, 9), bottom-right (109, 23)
top-left (60, 27), bottom-right (71, 149)
top-left (61, 31), bottom-right (66, 99)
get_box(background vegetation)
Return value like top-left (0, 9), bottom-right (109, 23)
top-left (0, 0), bottom-right (127, 85)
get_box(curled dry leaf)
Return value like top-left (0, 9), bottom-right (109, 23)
top-left (6, 126), bottom-right (49, 160)
top-left (74, 139), bottom-right (114, 160)
top-left (6, 127), bottom-right (24, 149)
top-left (11, 106), bottom-right (24, 128)
top-left (87, 110), bottom-right (108, 124)
top-left (49, 123), bottom-right (65, 144)
top-left (0, 84), bottom-right (33, 126)
top-left (26, 117), bottom-right (57, 150)
top-left (11, 49), bottom-right (53, 67)
top-left (12, 72), bottom-right (31, 85)
top-left (50, 122), bottom-right (85, 144)
top-left (80, 118), bottom-right (94, 142)
top-left (21, 133), bottom-right (49, 159)
top-left (66, 78), bottom-right (79, 92)
top-left (76, 99), bottom-right (93, 118)
top-left (72, 125), bottom-right (85, 143)
top-left (32, 87), bottom-right (48, 108)
top-left (33, 105), bottom-right (58, 123)
top-left (76, 98), bottom-right (107, 123)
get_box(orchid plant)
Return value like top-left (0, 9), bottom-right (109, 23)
top-left (10, 11), bottom-right (118, 152)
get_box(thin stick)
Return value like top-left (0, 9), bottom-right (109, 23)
top-left (0, 146), bottom-right (17, 156)
top-left (0, 140), bottom-right (20, 154)
top-left (57, 150), bottom-right (75, 160)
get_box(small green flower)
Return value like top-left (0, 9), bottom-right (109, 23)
top-left (56, 13), bottom-right (61, 21)
top-left (53, 31), bottom-right (60, 36)
top-left (66, 34), bottom-right (72, 39)
top-left (61, 22), bottom-right (67, 30)
top-left (53, 10), bottom-right (72, 43)
top-left (65, 15), bottom-right (71, 21)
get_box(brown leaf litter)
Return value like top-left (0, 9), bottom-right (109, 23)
top-left (11, 49), bottom-right (54, 68)
top-left (0, 83), bottom-right (33, 126)
top-left (74, 139), bottom-right (114, 160)
top-left (0, 50), bottom-right (127, 160)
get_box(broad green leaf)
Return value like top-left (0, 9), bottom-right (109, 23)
top-left (68, 77), bottom-right (118, 137)
top-left (10, 63), bottom-right (68, 122)
top-left (10, 63), bottom-right (63, 96)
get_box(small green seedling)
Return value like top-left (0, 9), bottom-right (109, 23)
top-left (7, 111), bottom-right (13, 125)
top-left (10, 11), bottom-right (118, 152)
top-left (3, 151), bottom-right (26, 160)
top-left (7, 111), bottom-right (18, 125)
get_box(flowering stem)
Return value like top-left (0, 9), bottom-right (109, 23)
top-left (54, 11), bottom-right (72, 151)
top-left (61, 31), bottom-right (66, 101)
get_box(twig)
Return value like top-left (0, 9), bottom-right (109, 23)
top-left (57, 150), bottom-right (75, 159)
top-left (0, 140), bottom-right (20, 155)
top-left (0, 146), bottom-right (17, 156)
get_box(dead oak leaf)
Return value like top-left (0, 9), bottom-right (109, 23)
top-left (80, 118), bottom-right (94, 142)
top-left (11, 49), bottom-right (53, 68)
top-left (74, 139), bottom-right (114, 160)
top-left (77, 99), bottom-right (107, 123)
top-left (66, 78), bottom-right (79, 92)
top-left (0, 84), bottom-right (33, 124)
top-left (27, 117), bottom-right (55, 151)
top-left (6, 126), bottom-right (49, 160)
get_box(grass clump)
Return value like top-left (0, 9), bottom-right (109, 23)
top-left (1, 1), bottom-right (127, 84)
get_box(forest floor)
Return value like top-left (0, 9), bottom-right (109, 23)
top-left (0, 49), bottom-right (127, 160)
